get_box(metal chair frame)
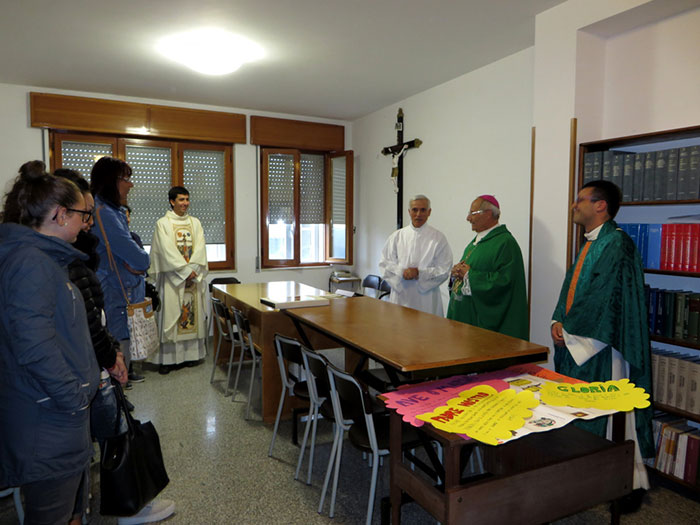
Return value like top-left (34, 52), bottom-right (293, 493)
top-left (321, 363), bottom-right (388, 525)
top-left (230, 307), bottom-right (262, 420)
top-left (295, 347), bottom-right (348, 485)
top-left (268, 334), bottom-right (309, 457)
top-left (209, 297), bottom-right (239, 394)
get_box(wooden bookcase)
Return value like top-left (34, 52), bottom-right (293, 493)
top-left (578, 125), bottom-right (700, 492)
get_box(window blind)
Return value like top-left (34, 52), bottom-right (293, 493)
top-left (60, 141), bottom-right (113, 179)
top-left (124, 145), bottom-right (172, 244)
top-left (300, 153), bottom-right (324, 224)
top-left (183, 150), bottom-right (226, 244)
top-left (268, 153), bottom-right (295, 224)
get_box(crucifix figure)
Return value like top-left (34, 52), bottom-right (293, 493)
top-left (381, 108), bottom-right (422, 230)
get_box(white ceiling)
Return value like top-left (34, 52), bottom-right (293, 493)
top-left (0, 0), bottom-right (568, 120)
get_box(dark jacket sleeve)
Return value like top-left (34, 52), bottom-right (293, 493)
top-left (69, 259), bottom-right (118, 369)
top-left (4, 255), bottom-right (93, 412)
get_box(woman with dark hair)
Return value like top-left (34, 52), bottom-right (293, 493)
top-left (0, 161), bottom-right (99, 525)
top-left (54, 168), bottom-right (128, 384)
top-left (89, 157), bottom-right (150, 380)
top-left (88, 158), bottom-right (175, 524)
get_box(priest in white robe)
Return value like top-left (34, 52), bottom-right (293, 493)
top-left (148, 186), bottom-right (209, 373)
top-left (379, 195), bottom-right (453, 316)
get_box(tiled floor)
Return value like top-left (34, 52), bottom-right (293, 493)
top-left (1, 353), bottom-right (700, 524)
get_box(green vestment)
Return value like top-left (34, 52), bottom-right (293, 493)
top-left (446, 225), bottom-right (529, 340)
top-left (552, 220), bottom-right (653, 458)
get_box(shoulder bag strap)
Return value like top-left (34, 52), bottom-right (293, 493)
top-left (94, 205), bottom-right (131, 306)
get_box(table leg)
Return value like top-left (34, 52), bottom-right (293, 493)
top-left (390, 411), bottom-right (403, 525)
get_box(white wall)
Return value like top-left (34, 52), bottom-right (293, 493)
top-left (602, 6), bottom-right (700, 137)
top-left (531, 0), bottom-right (700, 353)
top-left (352, 48), bottom-right (535, 311)
top-left (0, 82), bottom-right (352, 291)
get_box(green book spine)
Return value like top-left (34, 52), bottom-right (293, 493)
top-left (677, 147), bottom-right (690, 200)
top-left (688, 294), bottom-right (700, 343)
top-left (602, 150), bottom-right (613, 182)
top-left (611, 152), bottom-right (624, 191)
top-left (643, 152), bottom-right (656, 202)
top-left (674, 291), bottom-right (687, 340)
top-left (664, 290), bottom-right (676, 338)
top-left (633, 153), bottom-right (645, 201)
top-left (689, 146), bottom-right (700, 200)
top-left (622, 153), bottom-right (635, 201)
top-left (665, 148), bottom-right (679, 201)
top-left (653, 150), bottom-right (667, 201)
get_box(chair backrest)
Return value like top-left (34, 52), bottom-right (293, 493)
top-left (326, 362), bottom-right (373, 425)
top-left (232, 307), bottom-right (254, 350)
top-left (300, 346), bottom-right (331, 404)
top-left (273, 334), bottom-right (304, 389)
top-left (211, 297), bottom-right (233, 337)
top-left (209, 276), bottom-right (241, 293)
top-left (362, 274), bottom-right (381, 290)
top-left (378, 279), bottom-right (391, 299)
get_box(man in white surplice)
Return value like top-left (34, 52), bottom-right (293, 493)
top-left (379, 194), bottom-right (453, 316)
top-left (148, 186), bottom-right (209, 374)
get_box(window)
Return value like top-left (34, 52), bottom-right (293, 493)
top-left (260, 148), bottom-right (353, 268)
top-left (51, 132), bottom-right (235, 270)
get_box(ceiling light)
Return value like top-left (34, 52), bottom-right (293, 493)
top-left (156, 28), bottom-right (264, 76)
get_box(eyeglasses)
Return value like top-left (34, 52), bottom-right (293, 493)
top-left (118, 175), bottom-right (132, 182)
top-left (66, 208), bottom-right (93, 223)
top-left (468, 210), bottom-right (486, 217)
top-left (574, 196), bottom-right (601, 204)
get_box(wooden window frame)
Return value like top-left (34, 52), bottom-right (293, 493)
top-left (260, 147), bottom-right (353, 269)
top-left (50, 130), bottom-right (236, 270)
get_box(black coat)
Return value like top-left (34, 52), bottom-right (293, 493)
top-left (69, 231), bottom-right (119, 370)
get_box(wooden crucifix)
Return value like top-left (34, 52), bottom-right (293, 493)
top-left (381, 108), bottom-right (422, 230)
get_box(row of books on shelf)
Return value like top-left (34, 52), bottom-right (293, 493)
top-left (621, 223), bottom-right (700, 272)
top-left (583, 147), bottom-right (700, 202)
top-left (645, 414), bottom-right (700, 484)
top-left (646, 288), bottom-right (700, 344)
top-left (652, 349), bottom-right (700, 413)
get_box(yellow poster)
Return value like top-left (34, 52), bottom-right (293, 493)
top-left (540, 378), bottom-right (650, 411)
top-left (416, 385), bottom-right (538, 445)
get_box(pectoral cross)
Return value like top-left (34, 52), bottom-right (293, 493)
top-left (381, 108), bottom-right (422, 230)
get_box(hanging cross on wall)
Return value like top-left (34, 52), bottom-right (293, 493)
top-left (381, 108), bottom-right (422, 230)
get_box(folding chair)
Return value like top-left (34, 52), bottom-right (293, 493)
top-left (295, 346), bottom-right (346, 485)
top-left (361, 274), bottom-right (381, 295)
top-left (321, 363), bottom-right (418, 525)
top-left (230, 307), bottom-right (262, 420)
top-left (268, 334), bottom-right (310, 457)
top-left (377, 279), bottom-right (391, 300)
top-left (209, 297), bottom-right (239, 394)
top-left (206, 277), bottom-right (241, 355)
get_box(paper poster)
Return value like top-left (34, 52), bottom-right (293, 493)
top-left (382, 375), bottom-right (511, 428)
top-left (415, 385), bottom-right (539, 446)
top-left (540, 378), bottom-right (650, 411)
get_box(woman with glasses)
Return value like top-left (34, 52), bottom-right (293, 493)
top-left (89, 157), bottom-right (150, 379)
top-left (0, 161), bottom-right (99, 525)
top-left (54, 168), bottom-right (128, 386)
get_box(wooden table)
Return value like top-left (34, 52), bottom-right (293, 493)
top-left (285, 295), bottom-right (549, 380)
top-left (212, 281), bottom-right (340, 423)
top-left (389, 412), bottom-right (633, 524)
top-left (286, 296), bottom-right (632, 524)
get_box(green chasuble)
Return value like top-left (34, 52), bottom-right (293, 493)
top-left (552, 220), bottom-right (653, 458)
top-left (446, 225), bottom-right (528, 340)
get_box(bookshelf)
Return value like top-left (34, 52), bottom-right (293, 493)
top-left (578, 125), bottom-right (700, 492)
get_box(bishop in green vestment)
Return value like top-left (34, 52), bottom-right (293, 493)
top-left (552, 180), bottom-right (653, 492)
top-left (446, 195), bottom-right (528, 340)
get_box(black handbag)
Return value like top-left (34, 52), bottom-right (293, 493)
top-left (99, 382), bottom-right (170, 517)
